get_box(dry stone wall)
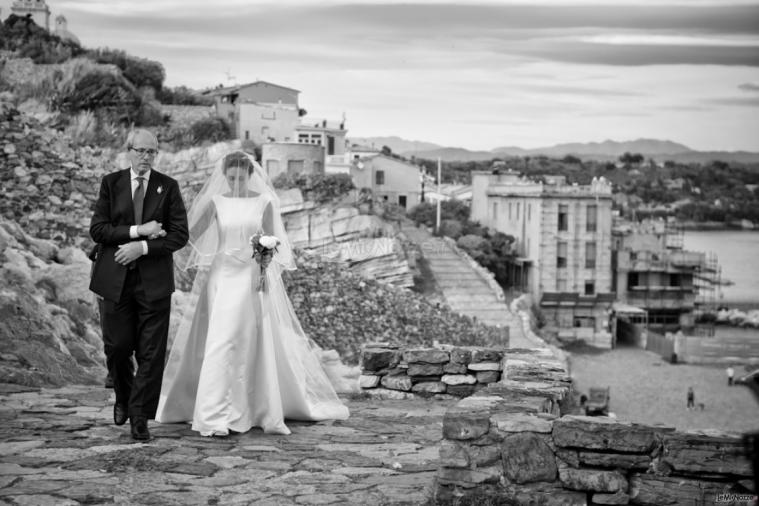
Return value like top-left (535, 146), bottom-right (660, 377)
top-left (433, 346), bottom-right (755, 505)
top-left (0, 96), bottom-right (116, 247)
top-left (359, 344), bottom-right (510, 398)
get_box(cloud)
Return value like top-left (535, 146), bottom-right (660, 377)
top-left (707, 96), bottom-right (759, 107)
top-left (738, 82), bottom-right (759, 91)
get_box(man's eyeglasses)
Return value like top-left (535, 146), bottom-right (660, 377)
top-left (131, 147), bottom-right (158, 156)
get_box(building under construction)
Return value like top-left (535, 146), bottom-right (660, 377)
top-left (612, 219), bottom-right (721, 339)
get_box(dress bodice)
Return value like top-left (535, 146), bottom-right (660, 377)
top-left (213, 195), bottom-right (268, 256)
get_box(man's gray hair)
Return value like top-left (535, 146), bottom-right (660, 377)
top-left (125, 129), bottom-right (158, 150)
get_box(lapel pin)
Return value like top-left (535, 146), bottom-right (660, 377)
top-left (157, 186), bottom-right (163, 194)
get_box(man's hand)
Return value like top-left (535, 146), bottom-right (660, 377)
top-left (115, 242), bottom-right (145, 265)
top-left (137, 221), bottom-right (163, 237)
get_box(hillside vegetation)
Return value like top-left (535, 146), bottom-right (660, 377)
top-left (0, 13), bottom-right (225, 151)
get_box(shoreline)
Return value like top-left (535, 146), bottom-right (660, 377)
top-left (678, 221), bottom-right (756, 231)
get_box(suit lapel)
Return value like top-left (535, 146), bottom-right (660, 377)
top-left (116, 170), bottom-right (134, 225)
top-left (141, 172), bottom-right (163, 223)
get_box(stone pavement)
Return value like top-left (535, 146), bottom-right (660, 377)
top-left (0, 384), bottom-right (454, 505)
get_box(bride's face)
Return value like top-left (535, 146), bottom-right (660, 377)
top-left (225, 166), bottom-right (250, 196)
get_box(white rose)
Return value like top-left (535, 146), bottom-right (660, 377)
top-left (259, 235), bottom-right (279, 249)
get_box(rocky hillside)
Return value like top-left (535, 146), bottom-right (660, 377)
top-left (0, 217), bottom-right (103, 386)
top-left (0, 93), bottom-right (114, 248)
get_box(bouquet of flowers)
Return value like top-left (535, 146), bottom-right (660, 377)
top-left (249, 231), bottom-right (280, 292)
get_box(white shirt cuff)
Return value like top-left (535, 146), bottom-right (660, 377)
top-left (141, 241), bottom-right (148, 256)
top-left (130, 225), bottom-right (139, 239)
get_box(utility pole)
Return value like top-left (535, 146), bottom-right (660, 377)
top-left (420, 168), bottom-right (425, 203)
top-left (436, 157), bottom-right (442, 233)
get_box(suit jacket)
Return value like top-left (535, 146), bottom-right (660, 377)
top-left (90, 169), bottom-right (189, 303)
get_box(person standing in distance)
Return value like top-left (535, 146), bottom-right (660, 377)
top-left (90, 129), bottom-right (188, 440)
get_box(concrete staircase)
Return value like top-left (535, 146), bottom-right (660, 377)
top-left (401, 223), bottom-right (542, 348)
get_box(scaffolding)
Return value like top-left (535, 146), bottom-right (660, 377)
top-left (694, 251), bottom-right (721, 312)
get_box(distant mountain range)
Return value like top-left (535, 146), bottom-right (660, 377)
top-left (348, 137), bottom-right (759, 164)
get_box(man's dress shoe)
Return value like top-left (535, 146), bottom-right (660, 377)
top-left (113, 403), bottom-right (128, 426)
top-left (130, 417), bottom-right (150, 441)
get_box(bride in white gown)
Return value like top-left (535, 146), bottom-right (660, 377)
top-left (155, 151), bottom-right (349, 435)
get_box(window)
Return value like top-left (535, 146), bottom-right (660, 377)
top-left (287, 160), bottom-right (304, 174)
top-left (669, 274), bottom-right (682, 287)
top-left (375, 170), bottom-right (385, 185)
top-left (516, 202), bottom-right (520, 220)
top-left (261, 126), bottom-right (269, 138)
top-left (584, 281), bottom-right (595, 295)
top-left (298, 134), bottom-right (309, 143)
top-left (527, 203), bottom-right (531, 221)
top-left (266, 160), bottom-right (279, 176)
top-left (313, 161), bottom-right (323, 173)
top-left (261, 110), bottom-right (276, 120)
top-left (628, 272), bottom-right (640, 288)
top-left (508, 202), bottom-right (512, 220)
top-left (573, 316), bottom-right (595, 328)
top-left (491, 202), bottom-right (497, 220)
top-left (557, 278), bottom-right (567, 291)
top-left (558, 204), bottom-right (568, 231)
top-left (586, 204), bottom-right (597, 232)
top-left (557, 241), bottom-right (568, 268)
top-left (399, 195), bottom-right (407, 208)
top-left (585, 241), bottom-right (597, 269)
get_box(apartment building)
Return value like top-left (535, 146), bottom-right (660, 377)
top-left (471, 171), bottom-right (615, 347)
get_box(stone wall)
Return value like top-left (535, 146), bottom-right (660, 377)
top-left (359, 344), bottom-right (511, 398)
top-left (434, 347), bottom-right (755, 505)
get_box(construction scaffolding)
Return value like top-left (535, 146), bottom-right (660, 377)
top-left (694, 250), bottom-right (721, 312)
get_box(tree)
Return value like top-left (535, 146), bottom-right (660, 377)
top-left (381, 145), bottom-right (392, 156)
top-left (619, 152), bottom-right (645, 165)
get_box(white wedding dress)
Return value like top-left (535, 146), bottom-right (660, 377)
top-left (156, 195), bottom-right (349, 435)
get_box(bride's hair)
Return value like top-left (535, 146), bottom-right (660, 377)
top-left (222, 151), bottom-right (255, 175)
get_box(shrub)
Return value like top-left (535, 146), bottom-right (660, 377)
top-left (189, 116), bottom-right (232, 144)
top-left (157, 85), bottom-right (213, 106)
top-left (65, 110), bottom-right (125, 147)
top-left (86, 48), bottom-right (165, 91)
top-left (58, 69), bottom-right (142, 124)
top-left (439, 219), bottom-right (463, 239)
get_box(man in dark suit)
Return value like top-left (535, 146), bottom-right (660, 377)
top-left (90, 129), bottom-right (188, 440)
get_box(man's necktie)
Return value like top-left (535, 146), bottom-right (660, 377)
top-left (133, 176), bottom-right (145, 225)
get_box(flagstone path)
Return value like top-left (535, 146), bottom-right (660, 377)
top-left (0, 384), bottom-right (452, 505)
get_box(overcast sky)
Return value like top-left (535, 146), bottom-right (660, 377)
top-left (5, 0), bottom-right (759, 151)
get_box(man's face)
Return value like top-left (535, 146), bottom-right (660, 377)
top-left (127, 131), bottom-right (159, 175)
